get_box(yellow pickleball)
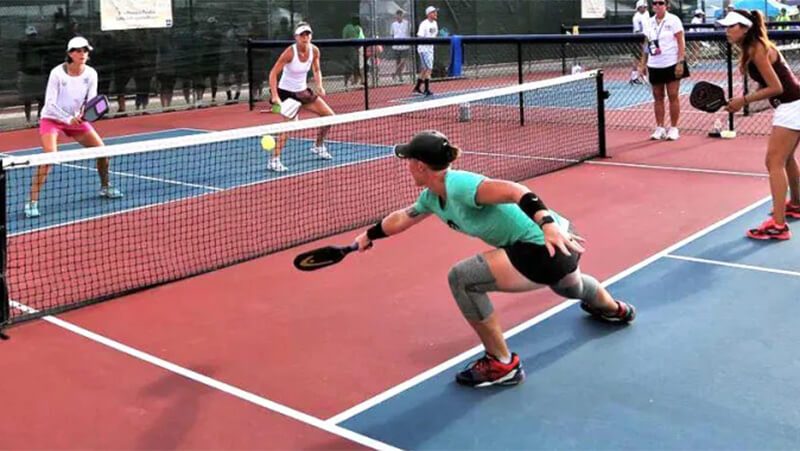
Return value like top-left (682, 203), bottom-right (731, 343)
top-left (261, 135), bottom-right (276, 151)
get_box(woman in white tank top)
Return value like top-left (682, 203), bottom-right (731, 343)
top-left (266, 23), bottom-right (335, 172)
top-left (24, 36), bottom-right (122, 219)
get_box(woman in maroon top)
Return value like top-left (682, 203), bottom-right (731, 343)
top-left (719, 10), bottom-right (800, 240)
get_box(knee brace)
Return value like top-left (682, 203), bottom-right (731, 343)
top-left (550, 271), bottom-right (600, 305)
top-left (447, 255), bottom-right (498, 322)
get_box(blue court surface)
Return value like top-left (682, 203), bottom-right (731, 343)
top-left (400, 80), bottom-right (696, 110)
top-left (336, 197), bottom-right (800, 449)
top-left (6, 129), bottom-right (393, 234)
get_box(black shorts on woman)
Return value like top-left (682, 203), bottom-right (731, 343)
top-left (277, 87), bottom-right (317, 104)
top-left (503, 241), bottom-right (580, 285)
top-left (648, 61), bottom-right (690, 85)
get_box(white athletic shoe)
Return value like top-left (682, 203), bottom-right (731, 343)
top-left (267, 157), bottom-right (288, 172)
top-left (650, 126), bottom-right (667, 140)
top-left (666, 127), bottom-right (680, 141)
top-left (310, 146), bottom-right (333, 160)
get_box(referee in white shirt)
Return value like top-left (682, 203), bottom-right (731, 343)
top-left (413, 6), bottom-right (438, 96)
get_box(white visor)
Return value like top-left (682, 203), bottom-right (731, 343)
top-left (294, 24), bottom-right (312, 35)
top-left (66, 36), bottom-right (93, 52)
top-left (717, 12), bottom-right (753, 28)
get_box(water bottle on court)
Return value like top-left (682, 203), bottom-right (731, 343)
top-left (459, 103), bottom-right (472, 122)
top-left (713, 118), bottom-right (722, 133)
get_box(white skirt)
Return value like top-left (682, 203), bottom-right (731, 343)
top-left (773, 98), bottom-right (800, 131)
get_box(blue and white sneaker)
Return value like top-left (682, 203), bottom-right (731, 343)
top-left (99, 186), bottom-right (123, 199)
top-left (24, 201), bottom-right (39, 218)
top-left (310, 146), bottom-right (333, 160)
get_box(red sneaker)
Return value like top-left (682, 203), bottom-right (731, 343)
top-left (455, 353), bottom-right (525, 388)
top-left (747, 218), bottom-right (791, 240)
top-left (769, 201), bottom-right (800, 219)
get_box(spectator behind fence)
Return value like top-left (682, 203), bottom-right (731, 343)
top-left (688, 9), bottom-right (709, 62)
top-left (176, 22), bottom-right (198, 105)
top-left (196, 16), bottom-right (223, 106)
top-left (156, 28), bottom-right (177, 109)
top-left (342, 15), bottom-right (365, 88)
top-left (776, 8), bottom-right (791, 30)
top-left (639, 0), bottom-right (688, 141)
top-left (133, 30), bottom-right (156, 112)
top-left (391, 9), bottom-right (411, 83)
top-left (112, 30), bottom-right (136, 115)
top-left (414, 6), bottom-right (438, 96)
top-left (17, 26), bottom-right (45, 124)
top-left (222, 23), bottom-right (245, 103)
top-left (631, 0), bottom-right (650, 84)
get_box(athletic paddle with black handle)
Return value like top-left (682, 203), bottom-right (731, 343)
top-left (690, 81), bottom-right (728, 113)
top-left (294, 243), bottom-right (362, 271)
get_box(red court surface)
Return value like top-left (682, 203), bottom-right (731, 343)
top-left (0, 104), bottom-right (773, 449)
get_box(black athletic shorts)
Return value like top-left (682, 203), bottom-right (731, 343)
top-left (648, 61), bottom-right (690, 85)
top-left (277, 87), bottom-right (317, 104)
top-left (503, 240), bottom-right (580, 286)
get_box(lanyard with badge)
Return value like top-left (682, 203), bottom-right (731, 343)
top-left (648, 18), bottom-right (666, 56)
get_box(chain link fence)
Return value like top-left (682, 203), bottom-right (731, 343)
top-left (250, 30), bottom-right (800, 137)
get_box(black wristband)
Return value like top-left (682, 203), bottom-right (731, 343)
top-left (518, 192), bottom-right (547, 219)
top-left (539, 215), bottom-right (556, 226)
top-left (366, 221), bottom-right (388, 240)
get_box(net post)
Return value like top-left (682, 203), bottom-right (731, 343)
top-left (0, 165), bottom-right (8, 332)
top-left (596, 70), bottom-right (607, 158)
top-left (726, 41), bottom-right (735, 131)
top-left (517, 42), bottom-right (524, 126)
top-left (247, 39), bottom-right (254, 111)
top-left (363, 44), bottom-right (370, 110)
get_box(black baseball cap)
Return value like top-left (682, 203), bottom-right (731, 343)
top-left (394, 130), bottom-right (456, 167)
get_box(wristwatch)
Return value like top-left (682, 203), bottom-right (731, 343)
top-left (539, 215), bottom-right (555, 226)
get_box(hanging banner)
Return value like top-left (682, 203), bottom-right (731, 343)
top-left (100, 0), bottom-right (173, 31)
top-left (581, 0), bottom-right (606, 18)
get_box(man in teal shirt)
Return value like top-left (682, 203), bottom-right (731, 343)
top-left (354, 130), bottom-right (636, 388)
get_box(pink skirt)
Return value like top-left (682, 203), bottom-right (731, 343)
top-left (39, 118), bottom-right (95, 138)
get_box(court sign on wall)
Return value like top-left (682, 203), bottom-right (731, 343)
top-left (581, 0), bottom-right (606, 18)
top-left (100, 0), bottom-right (173, 30)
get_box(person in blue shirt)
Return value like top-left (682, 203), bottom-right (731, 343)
top-left (354, 130), bottom-right (636, 388)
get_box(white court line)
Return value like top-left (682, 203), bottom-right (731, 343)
top-left (463, 150), bottom-right (768, 178)
top-left (585, 160), bottom-right (768, 178)
top-left (664, 254), bottom-right (800, 278)
top-left (59, 161), bottom-right (224, 192)
top-left (1, 128), bottom-right (204, 155)
top-left (326, 194), bottom-right (772, 425)
top-left (8, 301), bottom-right (399, 451)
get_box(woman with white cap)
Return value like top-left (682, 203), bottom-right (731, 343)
top-left (718, 10), bottom-right (800, 240)
top-left (24, 36), bottom-right (122, 219)
top-left (267, 22), bottom-right (335, 172)
top-left (638, 0), bottom-right (688, 141)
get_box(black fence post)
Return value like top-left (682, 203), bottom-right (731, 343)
top-left (743, 73), bottom-right (750, 116)
top-left (517, 42), bottom-right (524, 126)
top-left (363, 44), bottom-right (370, 110)
top-left (726, 41), bottom-right (735, 131)
top-left (0, 166), bottom-right (8, 330)
top-left (247, 39), bottom-right (255, 111)
top-left (596, 71), bottom-right (607, 158)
